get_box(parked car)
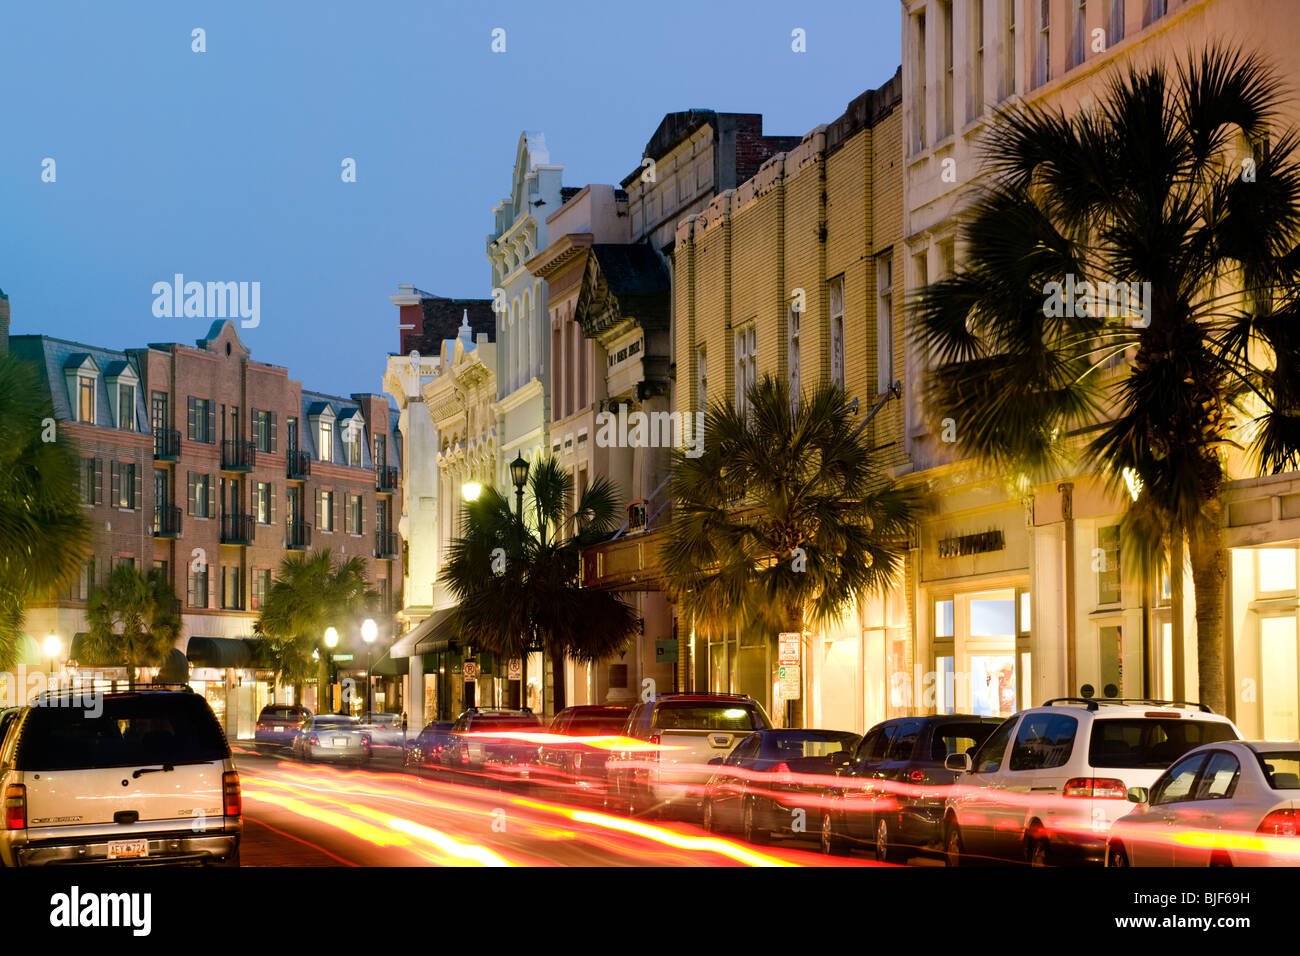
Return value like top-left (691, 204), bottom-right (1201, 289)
top-left (605, 693), bottom-right (773, 819)
top-left (293, 714), bottom-right (372, 766)
top-left (358, 712), bottom-right (406, 752)
top-left (255, 704), bottom-right (312, 749)
top-left (443, 709), bottom-right (545, 777)
top-left (943, 699), bottom-right (1240, 867)
top-left (1107, 739), bottom-right (1300, 866)
top-left (702, 729), bottom-right (859, 843)
top-left (0, 686), bottom-right (241, 867)
top-left (405, 720), bottom-right (456, 771)
top-left (535, 705), bottom-right (633, 796)
top-left (820, 715), bottom-right (1003, 862)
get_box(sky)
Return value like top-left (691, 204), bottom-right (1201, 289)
top-left (1, 0), bottom-right (903, 398)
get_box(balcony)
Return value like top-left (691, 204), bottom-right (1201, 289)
top-left (581, 526), bottom-right (667, 591)
top-left (374, 530), bottom-right (399, 559)
top-left (287, 450), bottom-right (312, 480)
top-left (221, 513), bottom-right (255, 545)
top-left (376, 465), bottom-right (399, 493)
top-left (153, 504), bottom-right (182, 538)
top-left (153, 427), bottom-right (180, 461)
top-left (221, 439), bottom-right (256, 471)
top-left (286, 519), bottom-right (312, 551)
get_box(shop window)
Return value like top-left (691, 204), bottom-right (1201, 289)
top-left (1261, 616), bottom-right (1299, 739)
top-left (935, 600), bottom-right (954, 638)
top-left (1097, 524), bottom-right (1121, 605)
top-left (1098, 624), bottom-right (1123, 698)
top-left (1257, 548), bottom-right (1297, 594)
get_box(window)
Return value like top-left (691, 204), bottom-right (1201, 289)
top-left (348, 493), bottom-right (363, 535)
top-left (886, 720), bottom-right (924, 761)
top-left (373, 434), bottom-right (387, 471)
top-left (1193, 751), bottom-right (1240, 800)
top-left (111, 461), bottom-right (138, 510)
top-left (855, 727), bottom-right (895, 765)
top-left (188, 566), bottom-right (209, 608)
top-left (188, 396), bottom-right (215, 443)
top-left (1008, 713), bottom-right (1078, 770)
top-left (912, 11), bottom-right (927, 152)
top-left (930, 721), bottom-right (999, 762)
top-left (1035, 0), bottom-right (1051, 87)
top-left (79, 558), bottom-right (95, 600)
top-left (969, 0), bottom-right (985, 120)
top-left (79, 457), bottom-right (95, 504)
top-left (734, 322), bottom-right (757, 418)
top-left (1069, 0), bottom-right (1087, 68)
top-left (1151, 754), bottom-right (1207, 805)
top-left (253, 568), bottom-right (272, 611)
top-left (344, 419), bottom-right (364, 466)
top-left (1257, 751), bottom-right (1300, 790)
top-left (79, 377), bottom-right (95, 423)
top-left (1089, 719), bottom-right (1237, 770)
top-left (188, 472), bottom-right (213, 518)
top-left (287, 417), bottom-right (299, 452)
top-left (971, 717), bottom-right (1017, 773)
top-left (151, 391), bottom-right (168, 434)
top-left (1109, 0), bottom-right (1125, 45)
top-left (726, 735), bottom-right (762, 766)
top-left (256, 482), bottom-right (272, 524)
top-left (1257, 548), bottom-right (1296, 593)
top-left (940, 0), bottom-right (954, 138)
top-left (696, 346), bottom-right (708, 413)
top-left (935, 600), bottom-right (955, 638)
top-left (118, 384), bottom-right (135, 431)
top-left (787, 305), bottom-right (801, 401)
top-left (221, 566), bottom-right (242, 610)
top-left (828, 275), bottom-right (845, 389)
top-left (1002, 0), bottom-right (1017, 99)
top-left (1143, 0), bottom-right (1166, 27)
top-left (320, 490), bottom-right (334, 532)
top-left (874, 256), bottom-right (894, 393)
top-left (318, 419), bottom-right (333, 463)
top-left (1097, 524), bottom-right (1121, 604)
top-left (252, 409), bottom-right (276, 454)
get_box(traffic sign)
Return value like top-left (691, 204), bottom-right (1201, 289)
top-left (778, 664), bottom-right (801, 700)
top-left (463, 661), bottom-right (479, 680)
top-left (778, 632), bottom-right (801, 665)
top-left (507, 658), bottom-right (522, 680)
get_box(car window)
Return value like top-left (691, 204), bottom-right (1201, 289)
top-left (469, 716), bottom-right (542, 732)
top-left (929, 722), bottom-right (998, 762)
top-left (886, 720), bottom-right (923, 761)
top-left (1151, 753), bottom-right (1207, 805)
top-left (16, 694), bottom-right (229, 771)
top-left (970, 717), bottom-right (1018, 773)
top-left (862, 725), bottom-right (896, 763)
top-left (761, 732), bottom-right (858, 760)
top-left (1192, 751), bottom-right (1240, 800)
top-left (1008, 713), bottom-right (1078, 771)
top-left (1089, 719), bottom-right (1237, 769)
top-left (1256, 752), bottom-right (1300, 790)
top-left (727, 734), bottom-right (762, 765)
top-left (652, 702), bottom-right (763, 731)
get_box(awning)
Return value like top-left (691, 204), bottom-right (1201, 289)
top-left (391, 607), bottom-right (458, 658)
top-left (186, 637), bottom-right (271, 669)
top-left (372, 653), bottom-right (408, 676)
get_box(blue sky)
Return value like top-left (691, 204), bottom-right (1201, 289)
top-left (1, 0), bottom-right (902, 397)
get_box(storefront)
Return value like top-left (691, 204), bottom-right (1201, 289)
top-left (185, 636), bottom-right (275, 740)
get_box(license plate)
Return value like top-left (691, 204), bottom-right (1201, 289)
top-left (332, 737), bottom-right (347, 747)
top-left (107, 839), bottom-right (148, 860)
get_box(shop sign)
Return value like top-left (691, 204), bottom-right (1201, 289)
top-left (778, 664), bottom-right (801, 699)
top-left (938, 529), bottom-right (1005, 558)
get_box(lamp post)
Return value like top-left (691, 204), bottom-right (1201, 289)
top-left (44, 632), bottom-right (61, 680)
top-left (323, 626), bottom-right (339, 714)
top-left (508, 453), bottom-right (530, 710)
top-left (361, 618), bottom-right (377, 719)
top-left (462, 480), bottom-right (482, 503)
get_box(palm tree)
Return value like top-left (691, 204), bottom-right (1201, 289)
top-left (0, 354), bottom-right (93, 668)
top-left (255, 549), bottom-right (377, 708)
top-left (83, 565), bottom-right (182, 687)
top-left (444, 457), bottom-right (639, 713)
top-left (661, 375), bottom-right (919, 725)
top-left (912, 47), bottom-right (1300, 714)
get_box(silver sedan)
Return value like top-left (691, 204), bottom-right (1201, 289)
top-left (293, 715), bottom-right (373, 766)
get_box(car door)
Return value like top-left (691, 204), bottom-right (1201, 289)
top-left (843, 725), bottom-right (896, 841)
top-left (998, 712), bottom-right (1080, 860)
top-left (1129, 753), bottom-right (1208, 866)
top-left (950, 715), bottom-right (1019, 861)
top-left (875, 719), bottom-right (924, 821)
top-left (716, 734), bottom-right (762, 826)
top-left (1171, 749), bottom-right (1242, 867)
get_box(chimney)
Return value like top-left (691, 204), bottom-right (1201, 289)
top-left (0, 288), bottom-right (9, 354)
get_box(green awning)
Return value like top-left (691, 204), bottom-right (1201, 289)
top-left (372, 653), bottom-right (408, 676)
top-left (186, 637), bottom-right (271, 668)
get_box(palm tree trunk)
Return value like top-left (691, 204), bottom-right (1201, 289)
top-left (1189, 499), bottom-right (1228, 715)
top-left (552, 650), bottom-right (566, 713)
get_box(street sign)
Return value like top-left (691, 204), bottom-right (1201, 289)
top-left (778, 664), bottom-right (801, 700)
top-left (778, 632), bottom-right (801, 665)
top-left (463, 661), bottom-right (479, 680)
top-left (655, 640), bottom-right (677, 664)
top-left (507, 658), bottom-right (522, 680)
top-left (332, 654), bottom-right (354, 662)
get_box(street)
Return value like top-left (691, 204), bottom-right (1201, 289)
top-left (233, 747), bottom-right (868, 867)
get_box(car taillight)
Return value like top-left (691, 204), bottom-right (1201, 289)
top-left (1258, 809), bottom-right (1298, 837)
top-left (909, 770), bottom-right (926, 783)
top-left (1064, 777), bottom-right (1128, 799)
top-left (223, 771), bottom-right (241, 817)
top-left (309, 733), bottom-right (319, 746)
top-left (772, 762), bottom-right (791, 775)
top-left (4, 784), bottom-right (25, 829)
top-left (649, 734), bottom-right (661, 761)
top-left (461, 749), bottom-right (470, 763)
top-left (362, 734), bottom-right (372, 748)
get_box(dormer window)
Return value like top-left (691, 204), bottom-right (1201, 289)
top-left (310, 402), bottom-right (337, 464)
top-left (79, 377), bottom-right (96, 423)
top-left (319, 419), bottom-right (333, 463)
top-left (64, 353), bottom-right (101, 425)
top-left (104, 360), bottom-right (139, 432)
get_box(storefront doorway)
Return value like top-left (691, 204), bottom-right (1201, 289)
top-left (932, 587), bottom-right (1027, 718)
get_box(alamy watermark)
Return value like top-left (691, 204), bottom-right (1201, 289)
top-left (0, 668), bottom-right (106, 717)
top-left (151, 274), bottom-right (260, 328)
top-left (1042, 273), bottom-right (1151, 328)
top-left (594, 403), bottom-right (705, 458)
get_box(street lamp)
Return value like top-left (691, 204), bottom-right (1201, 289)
top-left (323, 627), bottom-right (339, 713)
top-left (510, 453), bottom-right (529, 518)
top-left (462, 481), bottom-right (482, 503)
top-left (44, 632), bottom-right (61, 679)
top-left (361, 618), bottom-right (377, 718)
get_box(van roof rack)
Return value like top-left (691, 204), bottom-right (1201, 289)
top-left (1041, 697), bottom-right (1211, 714)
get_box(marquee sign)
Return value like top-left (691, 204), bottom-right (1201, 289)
top-left (938, 529), bottom-right (1005, 558)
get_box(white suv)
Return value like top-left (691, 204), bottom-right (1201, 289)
top-left (942, 698), bottom-right (1240, 866)
top-left (1, 686), bottom-right (241, 867)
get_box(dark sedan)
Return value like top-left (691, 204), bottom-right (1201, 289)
top-left (405, 720), bottom-right (456, 772)
top-left (534, 705), bottom-right (633, 799)
top-left (443, 709), bottom-right (546, 780)
top-left (702, 729), bottom-right (860, 844)
top-left (820, 715), bottom-right (1002, 862)
top-left (255, 704), bottom-right (312, 750)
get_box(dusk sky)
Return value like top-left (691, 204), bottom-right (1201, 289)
top-left (2, 0), bottom-right (902, 397)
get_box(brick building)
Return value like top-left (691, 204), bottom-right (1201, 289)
top-left (11, 319), bottom-right (403, 737)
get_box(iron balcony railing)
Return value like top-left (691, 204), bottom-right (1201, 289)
top-left (375, 530), bottom-right (399, 559)
top-left (153, 504), bottom-right (182, 537)
top-left (221, 439), bottom-right (256, 471)
top-left (153, 427), bottom-right (181, 460)
top-left (376, 465), bottom-right (399, 492)
top-left (286, 519), bottom-right (312, 550)
top-left (287, 450), bottom-right (312, 480)
top-left (221, 513), bottom-right (255, 545)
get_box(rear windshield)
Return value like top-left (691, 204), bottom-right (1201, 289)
top-left (760, 732), bottom-right (858, 759)
top-left (1089, 718), bottom-right (1237, 770)
top-left (261, 706), bottom-right (301, 719)
top-left (469, 717), bottom-right (543, 732)
top-left (930, 722), bottom-right (1000, 762)
top-left (653, 702), bottom-right (766, 731)
top-left (565, 717), bottom-right (629, 735)
top-left (17, 694), bottom-right (229, 771)
top-left (1256, 752), bottom-right (1300, 790)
